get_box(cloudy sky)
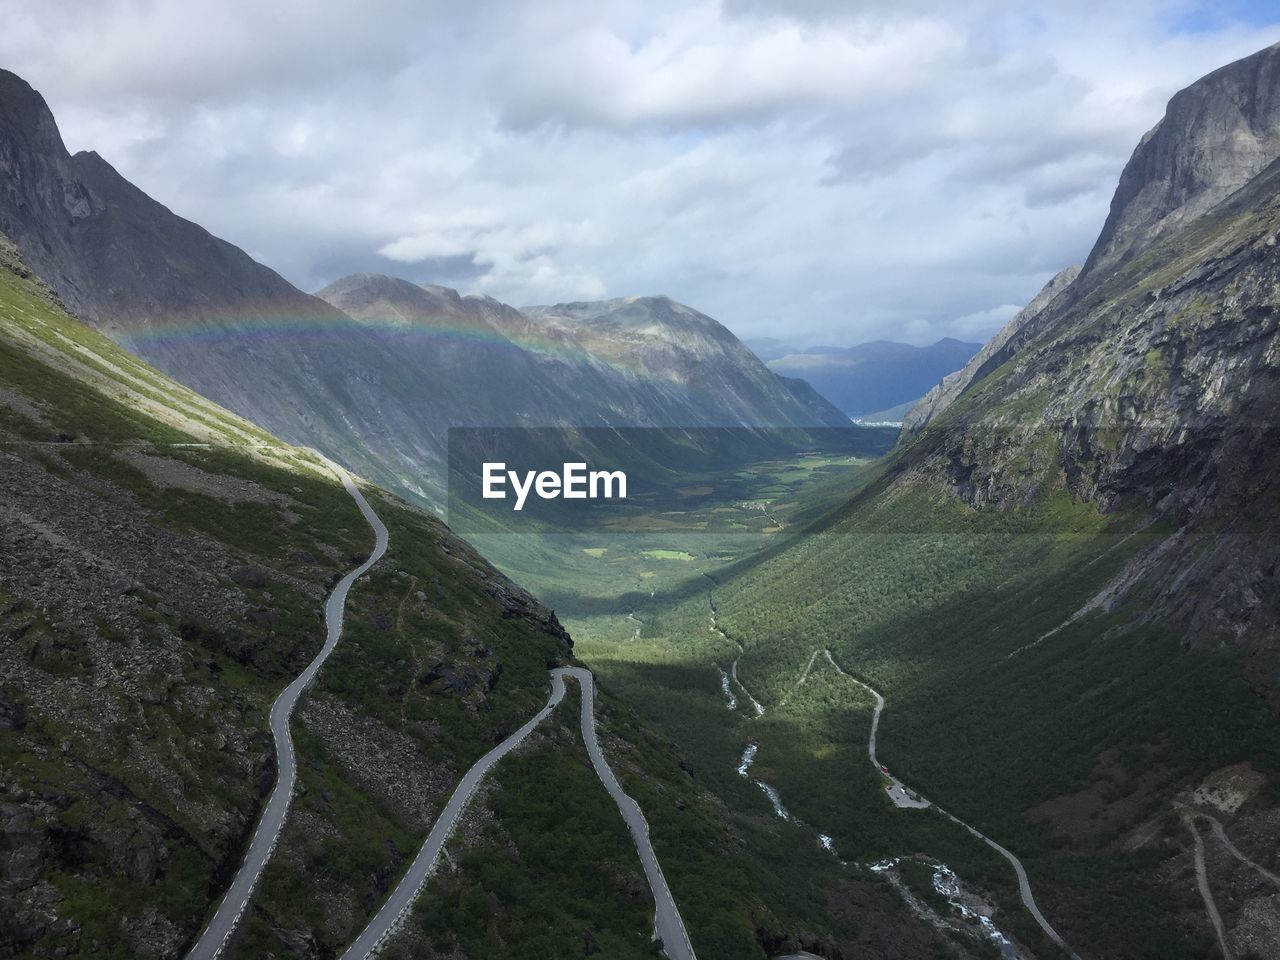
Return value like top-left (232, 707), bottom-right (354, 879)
top-left (3, 1), bottom-right (1278, 346)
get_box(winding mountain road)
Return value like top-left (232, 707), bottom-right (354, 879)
top-left (340, 667), bottom-right (697, 960)
top-left (822, 650), bottom-right (1078, 958)
top-left (1176, 802), bottom-right (1280, 958)
top-left (185, 462), bottom-right (389, 960)
top-left (1183, 812), bottom-right (1232, 960)
top-left (566, 666), bottom-right (697, 960)
top-left (338, 672), bottom-right (569, 959)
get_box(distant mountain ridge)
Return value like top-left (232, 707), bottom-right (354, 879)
top-left (748, 336), bottom-right (981, 418)
top-left (0, 68), bottom-right (851, 507)
top-left (902, 267), bottom-right (1080, 433)
top-left (317, 276), bottom-right (851, 435)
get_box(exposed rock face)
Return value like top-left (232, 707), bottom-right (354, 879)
top-left (901, 266), bottom-right (1080, 434)
top-left (1084, 41), bottom-right (1280, 279)
top-left (907, 43), bottom-right (1280, 442)
top-left (894, 61), bottom-right (1280, 650)
top-left (0, 72), bottom-right (349, 338)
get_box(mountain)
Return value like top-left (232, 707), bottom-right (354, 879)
top-left (582, 40), bottom-right (1280, 960)
top-left (1084, 40), bottom-right (1280, 278)
top-left (0, 66), bottom-right (852, 506)
top-left (754, 337), bottom-right (981, 419)
top-left (898, 40), bottom-right (1280, 647)
top-left (515, 294), bottom-right (854, 427)
top-left (0, 68), bottom-right (458, 503)
top-left (316, 275), bottom-right (852, 434)
top-left (1, 225), bottom-right (936, 960)
top-left (901, 267), bottom-right (1080, 432)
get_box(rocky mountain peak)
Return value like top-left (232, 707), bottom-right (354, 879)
top-left (524, 294), bottom-right (737, 348)
top-left (1083, 40), bottom-right (1280, 279)
top-left (315, 274), bottom-right (501, 336)
top-left (0, 69), bottom-right (66, 156)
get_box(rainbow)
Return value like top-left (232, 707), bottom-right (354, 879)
top-left (117, 308), bottom-right (631, 371)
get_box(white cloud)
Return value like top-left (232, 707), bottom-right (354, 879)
top-left (1, 0), bottom-right (1277, 346)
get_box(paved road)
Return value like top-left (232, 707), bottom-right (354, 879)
top-left (339, 673), bottom-right (570, 959)
top-left (822, 650), bottom-right (1077, 958)
top-left (1184, 812), bottom-right (1232, 960)
top-left (185, 462), bottom-right (388, 960)
top-left (339, 667), bottom-right (698, 960)
top-left (1176, 803), bottom-right (1279, 959)
top-left (821, 651), bottom-right (926, 810)
top-left (562, 667), bottom-right (698, 960)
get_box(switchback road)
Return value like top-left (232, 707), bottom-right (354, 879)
top-left (822, 650), bottom-right (1078, 958)
top-left (185, 462), bottom-right (388, 960)
top-left (339, 667), bottom-right (697, 960)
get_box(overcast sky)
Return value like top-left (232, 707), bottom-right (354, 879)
top-left (3, 1), bottom-right (1278, 346)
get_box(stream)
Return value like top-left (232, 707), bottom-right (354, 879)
top-left (870, 857), bottom-right (1021, 959)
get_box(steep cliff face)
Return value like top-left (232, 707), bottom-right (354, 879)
top-left (0, 71), bottom-right (351, 337)
top-left (908, 42), bottom-right (1280, 446)
top-left (1084, 41), bottom-right (1280, 280)
top-left (894, 59), bottom-right (1280, 649)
